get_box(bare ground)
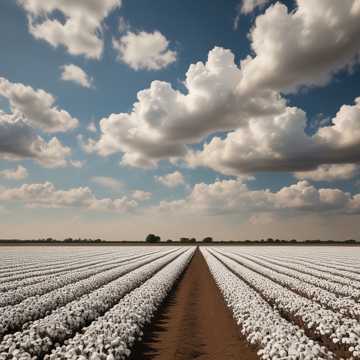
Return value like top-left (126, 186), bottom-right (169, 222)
top-left (130, 249), bottom-right (259, 360)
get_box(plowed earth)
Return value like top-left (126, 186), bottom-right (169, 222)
top-left (130, 249), bottom-right (259, 360)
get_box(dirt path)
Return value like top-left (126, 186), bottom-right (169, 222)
top-left (130, 249), bottom-right (258, 360)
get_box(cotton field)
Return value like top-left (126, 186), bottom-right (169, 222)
top-left (0, 245), bottom-right (359, 359)
top-left (202, 246), bottom-right (360, 360)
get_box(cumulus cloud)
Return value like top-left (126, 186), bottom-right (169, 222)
top-left (91, 176), bottom-right (123, 191)
top-left (17, 0), bottom-right (121, 59)
top-left (188, 98), bottom-right (360, 176)
top-left (132, 190), bottom-right (152, 201)
top-left (234, 0), bottom-right (271, 30)
top-left (87, 122), bottom-right (97, 133)
top-left (79, 1), bottom-right (360, 177)
top-left (157, 178), bottom-right (359, 216)
top-left (0, 113), bottom-right (72, 168)
top-left (0, 166), bottom-right (28, 180)
top-left (118, 16), bottom-right (130, 33)
top-left (69, 160), bottom-right (85, 168)
top-left (240, 0), bottom-right (360, 92)
top-left (0, 181), bottom-right (137, 212)
top-left (60, 64), bottom-right (93, 88)
top-left (241, 0), bottom-right (270, 14)
top-left (113, 31), bottom-right (177, 70)
top-left (155, 171), bottom-right (185, 188)
top-left (295, 164), bottom-right (360, 182)
top-left (0, 77), bottom-right (78, 133)
top-left (83, 47), bottom-right (286, 167)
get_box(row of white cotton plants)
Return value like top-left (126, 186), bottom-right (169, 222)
top-left (238, 248), bottom-right (360, 272)
top-left (0, 250), bottom-right (135, 282)
top-left (0, 251), bottom-right (141, 292)
top-left (0, 248), bottom-right (186, 359)
top-left (279, 256), bottom-right (360, 284)
top-left (201, 248), bottom-right (334, 360)
top-left (0, 248), bottom-right (115, 274)
top-left (46, 248), bottom-right (196, 360)
top-left (223, 251), bottom-right (360, 319)
top-left (0, 255), bottom-right (125, 293)
top-left (237, 247), bottom-right (360, 264)
top-left (253, 253), bottom-right (360, 287)
top-left (0, 249), bottom-right (177, 338)
top-left (0, 250), bottom-right (159, 305)
top-left (284, 256), bottom-right (360, 276)
top-left (210, 249), bottom-right (360, 358)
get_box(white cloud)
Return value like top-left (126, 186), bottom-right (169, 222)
top-left (157, 178), bottom-right (357, 217)
top-left (118, 16), bottom-right (130, 33)
top-left (113, 31), bottom-right (177, 70)
top-left (60, 64), bottom-right (93, 88)
top-left (91, 176), bottom-right (123, 191)
top-left (155, 171), bottom-right (185, 188)
top-left (241, 0), bottom-right (270, 14)
top-left (295, 164), bottom-right (360, 182)
top-left (17, 0), bottom-right (122, 59)
top-left (87, 122), bottom-right (97, 133)
top-left (69, 160), bottom-right (85, 168)
top-left (83, 47), bottom-right (286, 167)
top-left (0, 166), bottom-right (28, 180)
top-left (240, 0), bottom-right (360, 92)
top-left (0, 181), bottom-right (137, 212)
top-left (0, 77), bottom-right (77, 168)
top-left (234, 0), bottom-right (271, 30)
top-left (132, 190), bottom-right (152, 201)
top-left (188, 98), bottom-right (360, 176)
top-left (0, 112), bottom-right (72, 168)
top-left (79, 0), bottom-right (360, 176)
top-left (0, 77), bottom-right (78, 133)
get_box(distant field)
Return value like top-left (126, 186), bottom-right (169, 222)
top-left (0, 245), bottom-right (359, 359)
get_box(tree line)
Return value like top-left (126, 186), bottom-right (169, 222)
top-left (144, 234), bottom-right (360, 244)
top-left (145, 234), bottom-right (213, 243)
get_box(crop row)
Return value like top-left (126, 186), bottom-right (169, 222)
top-left (254, 253), bottom-right (360, 286)
top-left (0, 250), bottom-right (116, 277)
top-left (223, 251), bottom-right (360, 319)
top-left (237, 249), bottom-right (360, 273)
top-left (0, 251), bottom-right (137, 283)
top-left (201, 248), bottom-right (334, 360)
top-left (210, 249), bottom-right (360, 358)
top-left (0, 249), bottom-right (177, 338)
top-left (0, 250), bottom-right (158, 305)
top-left (46, 248), bottom-right (195, 360)
top-left (0, 248), bottom-right (186, 358)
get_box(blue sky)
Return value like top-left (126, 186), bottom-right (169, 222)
top-left (0, 0), bottom-right (360, 241)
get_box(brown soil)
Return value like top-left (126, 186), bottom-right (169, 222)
top-left (130, 249), bottom-right (259, 360)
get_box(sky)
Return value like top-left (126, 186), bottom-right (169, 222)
top-left (0, 0), bottom-right (360, 241)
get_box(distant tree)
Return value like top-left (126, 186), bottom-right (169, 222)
top-left (145, 234), bottom-right (161, 243)
top-left (306, 239), bottom-right (321, 243)
top-left (64, 238), bottom-right (73, 243)
top-left (202, 237), bottom-right (213, 243)
top-left (166, 239), bottom-right (173, 243)
top-left (345, 239), bottom-right (356, 243)
top-left (190, 238), bottom-right (196, 243)
top-left (94, 238), bottom-right (102, 243)
top-left (290, 239), bottom-right (297, 243)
